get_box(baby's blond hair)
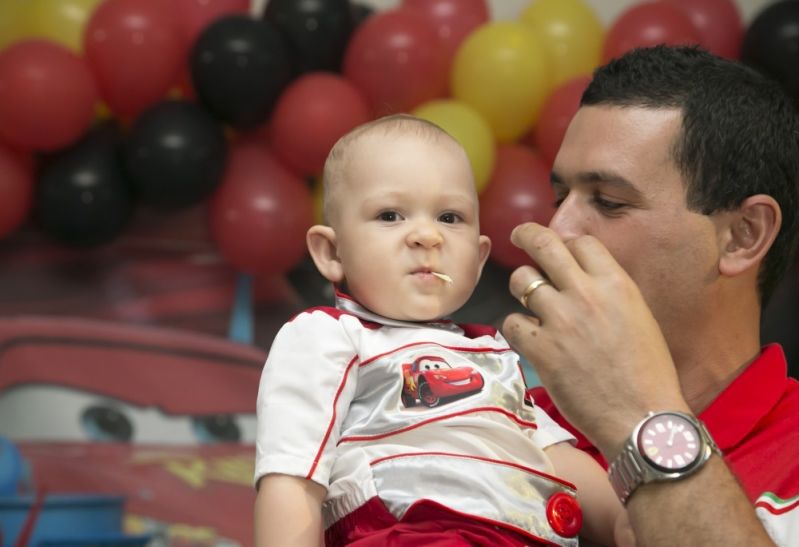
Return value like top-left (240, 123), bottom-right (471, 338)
top-left (321, 114), bottom-right (462, 226)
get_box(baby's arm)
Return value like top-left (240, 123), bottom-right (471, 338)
top-left (254, 474), bottom-right (326, 547)
top-left (545, 441), bottom-right (631, 546)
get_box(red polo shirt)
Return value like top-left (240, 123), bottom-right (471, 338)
top-left (528, 344), bottom-right (799, 545)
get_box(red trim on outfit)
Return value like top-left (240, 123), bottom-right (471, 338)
top-left (360, 341), bottom-right (512, 367)
top-left (338, 406), bottom-right (537, 444)
top-left (369, 451), bottom-right (576, 490)
top-left (306, 354), bottom-right (360, 480)
top-left (288, 305), bottom-right (382, 329)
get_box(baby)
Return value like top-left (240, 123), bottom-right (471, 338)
top-left (254, 115), bottom-right (627, 546)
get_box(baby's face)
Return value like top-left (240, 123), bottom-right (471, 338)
top-left (331, 133), bottom-right (490, 322)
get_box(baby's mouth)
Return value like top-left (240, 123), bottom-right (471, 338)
top-left (412, 268), bottom-right (452, 284)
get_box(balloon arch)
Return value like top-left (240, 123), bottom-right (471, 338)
top-left (0, 0), bottom-right (764, 273)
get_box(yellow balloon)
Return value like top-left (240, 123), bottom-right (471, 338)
top-left (26, 0), bottom-right (105, 53)
top-left (520, 0), bottom-right (605, 87)
top-left (0, 0), bottom-right (29, 51)
top-left (413, 99), bottom-right (495, 193)
top-left (451, 21), bottom-right (552, 143)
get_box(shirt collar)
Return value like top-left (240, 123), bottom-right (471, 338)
top-left (700, 344), bottom-right (789, 451)
top-left (334, 291), bottom-right (462, 333)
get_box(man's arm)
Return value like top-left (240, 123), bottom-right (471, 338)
top-left (626, 457), bottom-right (771, 546)
top-left (503, 223), bottom-right (774, 546)
top-left (254, 474), bottom-right (326, 547)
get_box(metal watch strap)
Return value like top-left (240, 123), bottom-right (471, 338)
top-left (609, 437), bottom-right (647, 505)
top-left (608, 411), bottom-right (720, 505)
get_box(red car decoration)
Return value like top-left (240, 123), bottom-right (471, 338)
top-left (401, 355), bottom-right (484, 408)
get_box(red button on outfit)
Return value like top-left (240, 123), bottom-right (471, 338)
top-left (546, 492), bottom-right (582, 538)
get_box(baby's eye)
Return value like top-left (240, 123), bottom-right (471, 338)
top-left (438, 212), bottom-right (462, 224)
top-left (378, 211), bottom-right (401, 222)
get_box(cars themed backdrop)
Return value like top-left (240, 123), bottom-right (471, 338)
top-left (1, 0), bottom-right (798, 545)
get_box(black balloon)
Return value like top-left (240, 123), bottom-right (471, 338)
top-left (264, 0), bottom-right (353, 73)
top-left (350, 2), bottom-right (375, 30)
top-left (35, 123), bottom-right (132, 247)
top-left (190, 16), bottom-right (294, 129)
top-left (123, 100), bottom-right (227, 209)
top-left (741, 0), bottom-right (799, 104)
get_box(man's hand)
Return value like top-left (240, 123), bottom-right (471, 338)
top-left (501, 223), bottom-right (689, 458)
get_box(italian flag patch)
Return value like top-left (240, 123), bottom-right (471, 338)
top-left (754, 492), bottom-right (799, 546)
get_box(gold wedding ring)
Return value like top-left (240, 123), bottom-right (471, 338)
top-left (519, 279), bottom-right (550, 308)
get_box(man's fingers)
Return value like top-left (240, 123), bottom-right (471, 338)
top-left (501, 312), bottom-right (543, 355)
top-left (566, 234), bottom-right (626, 277)
top-left (509, 266), bottom-right (557, 315)
top-left (510, 223), bottom-right (585, 289)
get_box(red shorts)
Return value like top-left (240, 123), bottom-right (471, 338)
top-left (325, 497), bottom-right (552, 546)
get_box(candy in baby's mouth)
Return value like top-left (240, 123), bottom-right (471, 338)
top-left (432, 272), bottom-right (453, 284)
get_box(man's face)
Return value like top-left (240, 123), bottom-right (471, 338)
top-left (330, 133), bottom-right (491, 322)
top-left (550, 106), bottom-right (723, 331)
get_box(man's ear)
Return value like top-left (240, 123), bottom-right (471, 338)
top-left (307, 225), bottom-right (344, 283)
top-left (475, 235), bottom-right (492, 280)
top-left (718, 194), bottom-right (781, 278)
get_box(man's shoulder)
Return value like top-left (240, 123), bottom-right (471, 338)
top-left (772, 375), bottom-right (799, 417)
top-left (725, 374), bottom-right (799, 508)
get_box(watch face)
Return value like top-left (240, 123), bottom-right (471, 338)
top-left (637, 413), bottom-right (701, 472)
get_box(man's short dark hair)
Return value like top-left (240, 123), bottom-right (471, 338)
top-left (582, 45), bottom-right (799, 305)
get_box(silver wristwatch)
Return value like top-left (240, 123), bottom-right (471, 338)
top-left (608, 411), bottom-right (720, 505)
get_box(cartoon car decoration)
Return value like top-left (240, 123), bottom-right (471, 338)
top-left (401, 355), bottom-right (484, 408)
top-left (0, 316), bottom-right (265, 546)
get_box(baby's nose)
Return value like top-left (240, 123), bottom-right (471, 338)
top-left (407, 220), bottom-right (443, 248)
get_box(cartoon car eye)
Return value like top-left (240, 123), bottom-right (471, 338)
top-left (81, 405), bottom-right (133, 442)
top-left (421, 363), bottom-right (434, 371)
top-left (192, 415), bottom-right (241, 443)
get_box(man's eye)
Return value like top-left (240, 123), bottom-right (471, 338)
top-left (593, 195), bottom-right (626, 211)
top-left (439, 212), bottom-right (461, 224)
top-left (378, 211), bottom-right (399, 221)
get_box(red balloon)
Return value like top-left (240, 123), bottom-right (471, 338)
top-left (480, 145), bottom-right (555, 270)
top-left (173, 0), bottom-right (250, 47)
top-left (534, 75), bottom-right (591, 166)
top-left (343, 8), bottom-right (448, 116)
top-left (84, 0), bottom-right (184, 117)
top-left (269, 72), bottom-right (370, 177)
top-left (603, 1), bottom-right (702, 63)
top-left (661, 0), bottom-right (742, 59)
top-left (0, 144), bottom-right (33, 238)
top-left (0, 40), bottom-right (98, 151)
top-left (401, 0), bottom-right (489, 70)
top-left (210, 142), bottom-right (313, 274)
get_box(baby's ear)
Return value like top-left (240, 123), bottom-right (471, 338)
top-left (307, 225), bottom-right (344, 283)
top-left (476, 234), bottom-right (492, 279)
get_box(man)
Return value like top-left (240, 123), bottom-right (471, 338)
top-left (502, 45), bottom-right (799, 545)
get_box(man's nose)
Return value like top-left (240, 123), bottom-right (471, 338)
top-left (548, 195), bottom-right (583, 242)
top-left (407, 220), bottom-right (443, 248)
